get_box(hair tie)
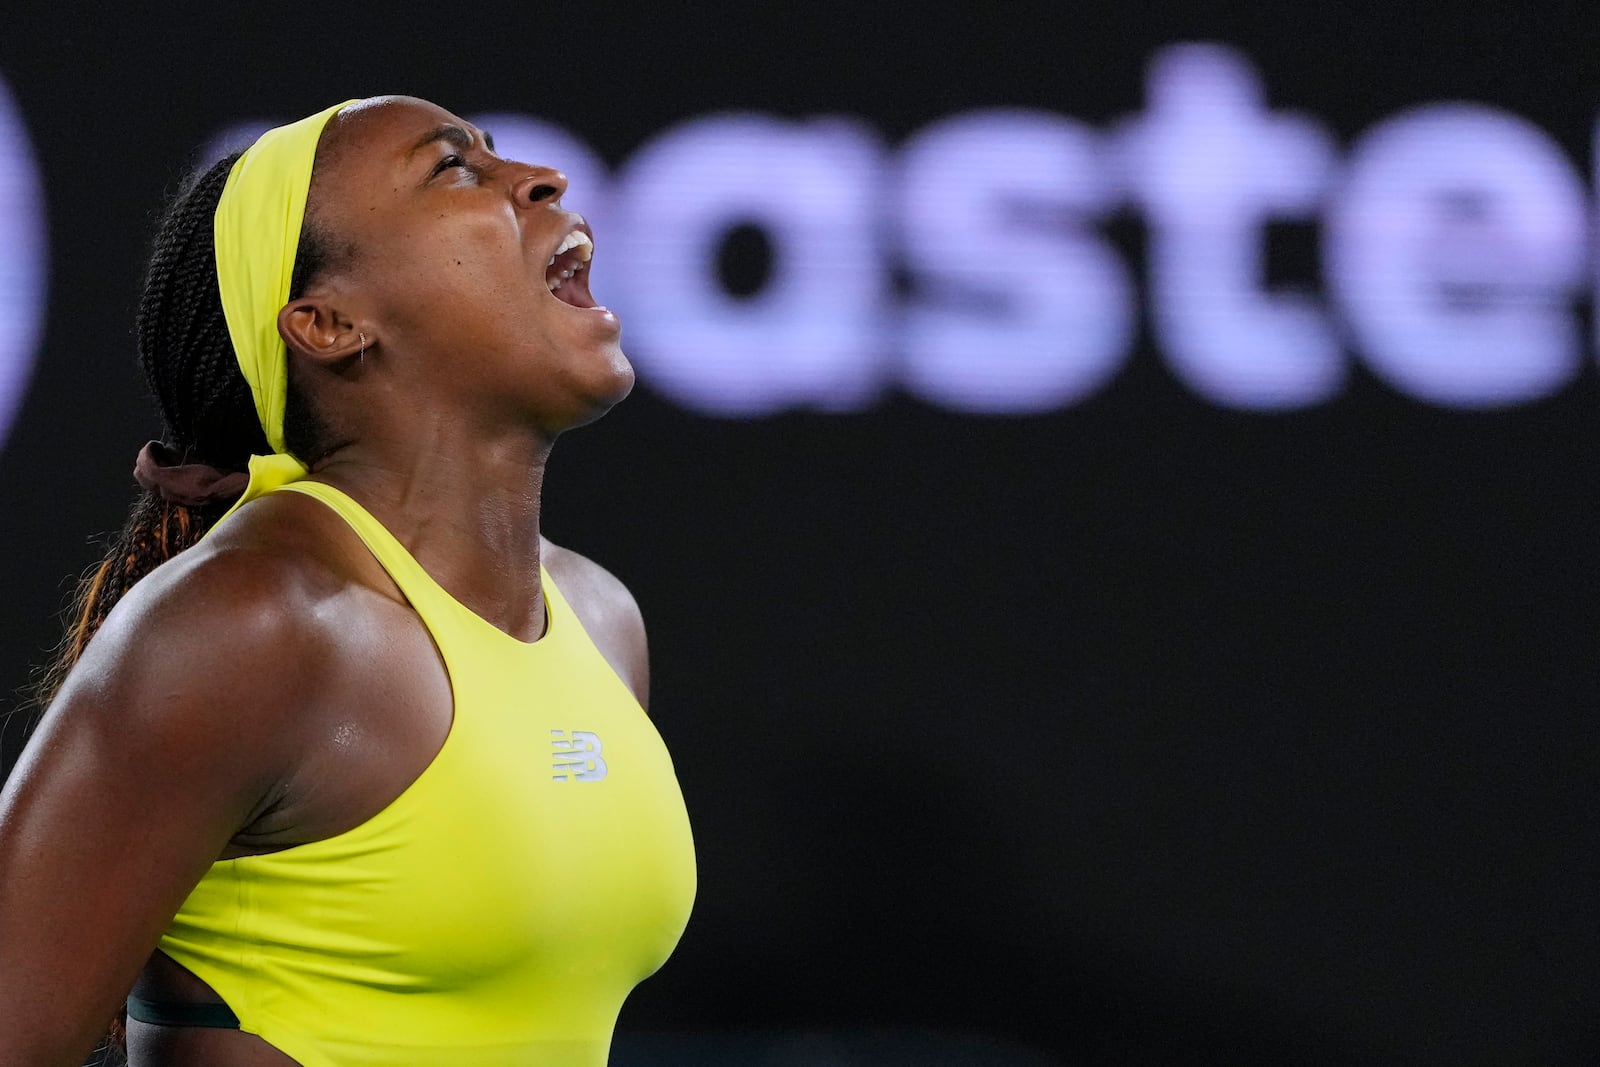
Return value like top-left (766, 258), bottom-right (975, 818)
top-left (133, 440), bottom-right (249, 508)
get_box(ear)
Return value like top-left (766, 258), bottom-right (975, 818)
top-left (277, 296), bottom-right (367, 366)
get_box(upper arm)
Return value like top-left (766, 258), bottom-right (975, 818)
top-left (542, 541), bottom-right (650, 710)
top-left (0, 550), bottom-right (324, 1064)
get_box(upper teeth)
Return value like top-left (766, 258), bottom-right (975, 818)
top-left (548, 230), bottom-right (592, 266)
top-left (546, 231), bottom-right (594, 292)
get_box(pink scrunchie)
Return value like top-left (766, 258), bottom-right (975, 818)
top-left (132, 440), bottom-right (249, 508)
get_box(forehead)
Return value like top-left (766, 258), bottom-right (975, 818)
top-left (317, 96), bottom-right (481, 172)
top-left (302, 97), bottom-right (480, 234)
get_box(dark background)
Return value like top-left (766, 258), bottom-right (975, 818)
top-left (2, 3), bottom-right (1597, 1064)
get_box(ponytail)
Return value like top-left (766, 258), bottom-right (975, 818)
top-left (33, 490), bottom-right (229, 710)
top-left (34, 143), bottom-right (340, 706)
top-left (22, 144), bottom-right (338, 1065)
top-left (27, 152), bottom-right (254, 711)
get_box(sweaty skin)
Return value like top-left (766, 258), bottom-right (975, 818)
top-left (0, 98), bottom-right (648, 1066)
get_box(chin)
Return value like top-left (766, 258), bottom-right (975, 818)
top-left (553, 345), bottom-right (635, 434)
top-left (591, 342), bottom-right (636, 408)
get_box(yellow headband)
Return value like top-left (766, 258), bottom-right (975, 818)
top-left (214, 99), bottom-right (360, 455)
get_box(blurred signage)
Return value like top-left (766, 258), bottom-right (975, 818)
top-left (5, 41), bottom-right (1595, 447)
top-left (0, 72), bottom-right (44, 447)
top-left (590, 44), bottom-right (1593, 416)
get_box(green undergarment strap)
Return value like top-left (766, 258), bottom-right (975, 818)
top-left (125, 994), bottom-right (241, 1029)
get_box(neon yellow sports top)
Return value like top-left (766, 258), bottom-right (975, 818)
top-left (156, 480), bottom-right (697, 1067)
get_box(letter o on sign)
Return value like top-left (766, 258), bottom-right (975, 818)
top-left (0, 71), bottom-right (45, 454)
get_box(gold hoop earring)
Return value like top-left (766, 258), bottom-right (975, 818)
top-left (358, 332), bottom-right (367, 363)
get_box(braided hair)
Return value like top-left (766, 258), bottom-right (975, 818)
top-left (35, 152), bottom-right (337, 710)
top-left (35, 150), bottom-right (342, 1067)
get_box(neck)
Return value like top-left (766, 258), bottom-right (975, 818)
top-left (311, 427), bottom-right (552, 642)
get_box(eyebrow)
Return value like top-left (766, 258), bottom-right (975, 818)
top-left (409, 123), bottom-right (496, 156)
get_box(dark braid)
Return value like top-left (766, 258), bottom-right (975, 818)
top-left (34, 150), bottom-right (341, 1067)
top-left (34, 153), bottom-right (338, 708)
top-left (0, 118), bottom-right (358, 1064)
top-left (136, 153), bottom-right (270, 471)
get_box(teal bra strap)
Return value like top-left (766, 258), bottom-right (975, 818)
top-left (125, 994), bottom-right (241, 1029)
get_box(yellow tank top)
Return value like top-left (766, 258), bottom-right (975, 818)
top-left (155, 479), bottom-right (696, 1067)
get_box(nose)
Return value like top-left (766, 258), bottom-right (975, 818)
top-left (513, 166), bottom-right (568, 207)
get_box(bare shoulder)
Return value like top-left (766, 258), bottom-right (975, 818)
top-left (541, 538), bottom-right (650, 709)
top-left (18, 488), bottom-right (434, 861)
top-left (0, 494), bottom-right (396, 1063)
top-left (540, 539), bottom-right (642, 625)
top-left (57, 495), bottom-right (363, 766)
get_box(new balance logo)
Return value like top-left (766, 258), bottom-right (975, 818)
top-left (551, 730), bottom-right (608, 782)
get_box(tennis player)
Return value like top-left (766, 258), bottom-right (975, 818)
top-left (0, 96), bottom-right (695, 1066)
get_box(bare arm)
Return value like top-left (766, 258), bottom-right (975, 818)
top-left (0, 550), bottom-right (323, 1065)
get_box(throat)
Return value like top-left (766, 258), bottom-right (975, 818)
top-left (414, 523), bottom-right (547, 643)
top-left (311, 450), bottom-right (551, 643)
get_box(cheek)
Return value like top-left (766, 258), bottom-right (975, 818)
top-left (376, 235), bottom-right (535, 324)
top-left (433, 234), bottom-right (525, 294)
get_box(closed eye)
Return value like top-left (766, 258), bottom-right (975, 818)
top-left (430, 154), bottom-right (469, 178)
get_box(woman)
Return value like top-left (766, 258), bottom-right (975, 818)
top-left (0, 97), bottom-right (696, 1066)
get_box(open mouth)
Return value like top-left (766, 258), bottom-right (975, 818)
top-left (545, 229), bottom-right (597, 309)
